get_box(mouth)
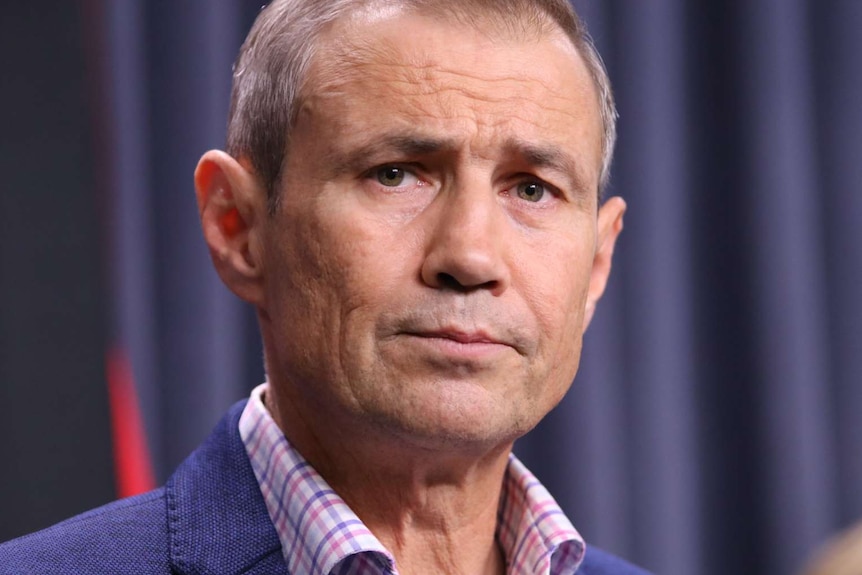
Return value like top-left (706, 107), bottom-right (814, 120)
top-left (383, 310), bottom-right (531, 358)
top-left (400, 328), bottom-right (517, 360)
top-left (411, 329), bottom-right (503, 345)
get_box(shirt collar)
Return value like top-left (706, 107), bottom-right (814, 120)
top-left (239, 383), bottom-right (585, 574)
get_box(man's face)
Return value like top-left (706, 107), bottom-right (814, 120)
top-left (257, 10), bottom-right (613, 451)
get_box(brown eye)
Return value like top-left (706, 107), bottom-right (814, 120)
top-left (376, 166), bottom-right (406, 187)
top-left (516, 182), bottom-right (545, 202)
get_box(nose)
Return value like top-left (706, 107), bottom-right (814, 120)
top-left (419, 181), bottom-right (510, 295)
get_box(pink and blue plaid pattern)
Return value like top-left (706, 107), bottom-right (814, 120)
top-left (239, 384), bottom-right (585, 574)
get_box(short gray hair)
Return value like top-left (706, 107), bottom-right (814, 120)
top-left (226, 0), bottom-right (617, 212)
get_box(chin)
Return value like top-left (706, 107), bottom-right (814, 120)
top-left (362, 400), bottom-right (538, 454)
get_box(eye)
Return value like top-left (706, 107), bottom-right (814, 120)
top-left (367, 165), bottom-right (425, 192)
top-left (516, 181), bottom-right (546, 202)
top-left (376, 166), bottom-right (408, 187)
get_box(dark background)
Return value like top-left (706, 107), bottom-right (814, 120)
top-left (2, 2), bottom-right (860, 574)
top-left (0, 1), bottom-right (113, 539)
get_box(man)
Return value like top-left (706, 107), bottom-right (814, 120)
top-left (0, 0), bottom-right (649, 573)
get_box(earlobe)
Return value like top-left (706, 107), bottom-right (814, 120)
top-left (582, 196), bottom-right (626, 331)
top-left (194, 150), bottom-right (266, 304)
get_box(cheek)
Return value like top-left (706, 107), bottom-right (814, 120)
top-left (263, 222), bottom-right (335, 357)
top-left (521, 232), bottom-right (592, 319)
top-left (277, 208), bottom-right (416, 359)
top-left (519, 238), bottom-right (594, 374)
top-left (324, 211), bottom-right (416, 310)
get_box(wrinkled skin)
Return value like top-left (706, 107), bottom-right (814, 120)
top-left (254, 11), bottom-right (624, 457)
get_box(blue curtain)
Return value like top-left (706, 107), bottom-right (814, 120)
top-left (97, 1), bottom-right (862, 574)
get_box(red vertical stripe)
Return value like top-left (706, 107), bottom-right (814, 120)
top-left (106, 347), bottom-right (156, 497)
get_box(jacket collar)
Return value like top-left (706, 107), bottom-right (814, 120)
top-left (165, 400), bottom-right (290, 575)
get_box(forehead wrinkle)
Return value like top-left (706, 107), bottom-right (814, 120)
top-left (311, 16), bottom-right (594, 119)
top-left (317, 17), bottom-right (572, 95)
top-left (361, 60), bottom-right (594, 146)
top-left (324, 61), bottom-right (586, 139)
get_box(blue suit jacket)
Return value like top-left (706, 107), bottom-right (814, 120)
top-left (0, 401), bottom-right (651, 574)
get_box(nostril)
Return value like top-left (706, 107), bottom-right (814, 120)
top-left (437, 272), bottom-right (463, 291)
top-left (436, 272), bottom-right (498, 293)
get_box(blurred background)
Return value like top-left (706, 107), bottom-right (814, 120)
top-left (1, 1), bottom-right (860, 574)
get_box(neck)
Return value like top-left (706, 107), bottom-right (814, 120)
top-left (334, 448), bottom-right (510, 575)
top-left (265, 387), bottom-right (512, 575)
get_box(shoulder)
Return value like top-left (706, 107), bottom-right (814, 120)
top-left (0, 400), bottom-right (275, 575)
top-left (0, 488), bottom-right (170, 574)
top-left (578, 545), bottom-right (654, 575)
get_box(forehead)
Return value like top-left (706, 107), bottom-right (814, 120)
top-left (297, 9), bottom-right (603, 187)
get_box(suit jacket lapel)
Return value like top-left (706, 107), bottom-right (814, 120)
top-left (165, 401), bottom-right (291, 575)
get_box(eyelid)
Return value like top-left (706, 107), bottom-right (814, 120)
top-left (363, 162), bottom-right (420, 178)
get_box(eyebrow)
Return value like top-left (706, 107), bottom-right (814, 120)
top-left (331, 134), bottom-right (457, 177)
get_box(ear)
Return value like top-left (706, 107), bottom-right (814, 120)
top-left (194, 150), bottom-right (266, 304)
top-left (582, 196), bottom-right (626, 331)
